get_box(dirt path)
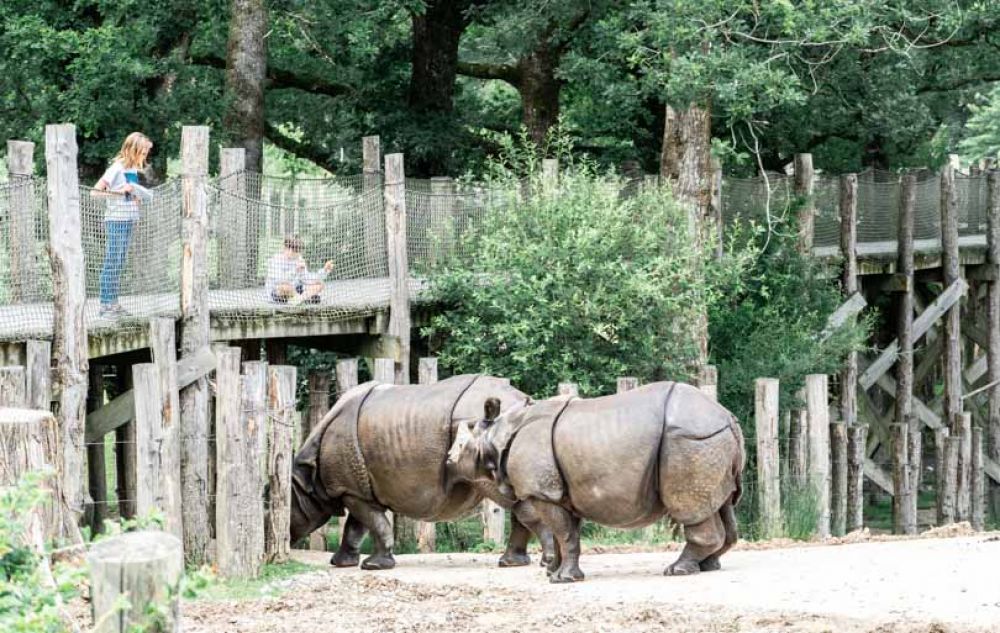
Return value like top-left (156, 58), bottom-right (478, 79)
top-left (185, 534), bottom-right (1000, 633)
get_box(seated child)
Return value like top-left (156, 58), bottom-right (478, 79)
top-left (265, 236), bottom-right (334, 305)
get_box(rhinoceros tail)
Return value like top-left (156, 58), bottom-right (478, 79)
top-left (728, 415), bottom-right (746, 507)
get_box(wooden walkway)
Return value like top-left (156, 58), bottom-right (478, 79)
top-left (0, 277), bottom-right (427, 358)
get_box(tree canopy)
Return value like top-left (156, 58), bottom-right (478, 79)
top-left (1, 0), bottom-right (999, 177)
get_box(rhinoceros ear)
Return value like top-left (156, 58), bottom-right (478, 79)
top-left (483, 397), bottom-right (501, 424)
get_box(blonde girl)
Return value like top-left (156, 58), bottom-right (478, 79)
top-left (92, 132), bottom-right (153, 318)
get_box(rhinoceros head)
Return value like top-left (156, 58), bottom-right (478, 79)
top-left (446, 397), bottom-right (503, 483)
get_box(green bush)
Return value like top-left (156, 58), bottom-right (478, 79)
top-left (424, 164), bottom-right (745, 398)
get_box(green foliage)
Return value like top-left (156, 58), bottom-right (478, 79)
top-left (781, 482), bottom-right (821, 542)
top-left (199, 561), bottom-right (316, 601)
top-left (424, 146), bottom-right (744, 398)
top-left (959, 85), bottom-right (1000, 162)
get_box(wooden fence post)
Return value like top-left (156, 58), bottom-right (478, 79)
top-left (840, 173), bottom-right (859, 425)
top-left (132, 362), bottom-right (182, 539)
top-left (114, 366), bottom-right (137, 520)
top-left (88, 531), bottom-right (183, 633)
top-left (617, 377), bottom-right (638, 393)
top-left (794, 153), bottom-right (815, 254)
top-left (266, 365), bottom-right (296, 563)
top-left (25, 340), bottom-right (51, 410)
top-left (45, 123), bottom-right (88, 537)
top-left (558, 382), bottom-right (579, 397)
top-left (179, 125), bottom-right (212, 566)
top-left (384, 154), bottom-right (411, 384)
top-left (971, 427), bottom-right (985, 531)
top-left (7, 140), bottom-right (36, 302)
top-left (956, 412), bottom-right (972, 522)
top-left (891, 423), bottom-right (915, 534)
top-left (847, 425), bottom-right (867, 531)
top-left (306, 370), bottom-right (331, 445)
top-left (362, 136), bottom-right (383, 275)
top-left (805, 374), bottom-right (830, 538)
top-left (219, 147), bottom-right (247, 287)
top-left (788, 408), bottom-right (809, 490)
top-left (417, 358), bottom-right (438, 553)
top-left (941, 166), bottom-right (963, 431)
top-left (987, 170), bottom-right (1000, 518)
top-left (698, 365), bottom-right (718, 401)
top-left (0, 366), bottom-right (26, 406)
top-left (0, 408), bottom-right (69, 543)
top-left (216, 351), bottom-right (266, 579)
top-left (830, 421), bottom-right (848, 536)
top-left (86, 368), bottom-right (107, 534)
top-left (373, 358), bottom-right (395, 384)
top-left (754, 378), bottom-right (781, 538)
top-left (322, 357), bottom-right (360, 549)
top-left (895, 173), bottom-right (919, 531)
top-left (938, 435), bottom-right (960, 525)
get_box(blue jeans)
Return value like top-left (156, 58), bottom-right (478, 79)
top-left (99, 220), bottom-right (135, 306)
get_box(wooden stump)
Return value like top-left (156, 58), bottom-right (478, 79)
top-left (754, 378), bottom-right (781, 538)
top-left (830, 422), bottom-right (848, 536)
top-left (805, 374), bottom-right (831, 538)
top-left (0, 366), bottom-right (27, 406)
top-left (88, 531), bottom-right (183, 633)
top-left (265, 366), bottom-right (296, 563)
top-left (0, 408), bottom-right (69, 543)
top-left (846, 425), bottom-right (867, 531)
top-left (938, 436), bottom-right (960, 525)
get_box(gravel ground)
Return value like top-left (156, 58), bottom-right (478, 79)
top-left (180, 532), bottom-right (1000, 633)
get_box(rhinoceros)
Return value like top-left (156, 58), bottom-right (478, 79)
top-left (289, 374), bottom-right (554, 570)
top-left (445, 382), bottom-right (745, 582)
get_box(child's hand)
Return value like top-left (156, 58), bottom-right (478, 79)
top-left (323, 260), bottom-right (334, 273)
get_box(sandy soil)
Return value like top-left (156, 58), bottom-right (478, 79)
top-left (178, 531), bottom-right (1000, 633)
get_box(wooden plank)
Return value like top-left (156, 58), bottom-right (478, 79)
top-left (860, 278), bottom-right (968, 390)
top-left (384, 153), bottom-right (411, 384)
top-left (823, 293), bottom-right (867, 340)
top-left (806, 374), bottom-right (831, 538)
top-left (25, 340), bottom-right (51, 410)
top-left (863, 458), bottom-right (894, 495)
top-left (879, 274), bottom-right (911, 293)
top-left (875, 374), bottom-right (942, 429)
top-left (46, 123), bottom-right (88, 534)
top-left (754, 378), bottom-right (781, 538)
top-left (265, 365), bottom-right (296, 563)
top-left (84, 347), bottom-right (216, 442)
top-left (965, 263), bottom-right (999, 282)
top-left (956, 412), bottom-right (972, 522)
top-left (938, 436), bottom-right (960, 525)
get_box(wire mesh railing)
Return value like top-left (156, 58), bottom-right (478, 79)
top-left (0, 168), bottom-right (995, 342)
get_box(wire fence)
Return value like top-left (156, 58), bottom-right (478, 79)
top-left (0, 168), bottom-right (995, 342)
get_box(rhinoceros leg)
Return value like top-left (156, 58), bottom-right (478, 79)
top-left (531, 500), bottom-right (584, 583)
top-left (664, 511), bottom-right (725, 577)
top-left (698, 501), bottom-right (738, 572)
top-left (342, 495), bottom-right (396, 570)
top-left (498, 504), bottom-right (556, 568)
top-left (330, 513), bottom-right (368, 567)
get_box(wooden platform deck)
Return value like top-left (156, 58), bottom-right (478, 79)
top-left (813, 234), bottom-right (987, 274)
top-left (0, 277), bottom-right (427, 359)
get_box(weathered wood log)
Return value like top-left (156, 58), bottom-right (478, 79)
top-left (806, 374), bottom-right (831, 538)
top-left (938, 435), bottom-right (960, 525)
top-left (907, 417), bottom-right (922, 519)
top-left (839, 178), bottom-right (859, 430)
top-left (794, 153), bottom-right (815, 254)
top-left (988, 170), bottom-right (1000, 518)
top-left (617, 376), bottom-right (639, 393)
top-left (941, 165), bottom-right (963, 430)
top-left (7, 140), bottom-right (36, 303)
top-left (132, 361), bottom-right (182, 540)
top-left (266, 365), bottom-right (296, 563)
top-left (219, 147), bottom-right (247, 287)
top-left (698, 365), bottom-right (718, 401)
top-left (788, 408), bottom-right (809, 490)
top-left (830, 421), bottom-right (848, 536)
top-left (558, 382), bottom-right (579, 397)
top-left (306, 371), bottom-right (330, 446)
top-left (417, 357), bottom-right (438, 554)
top-left (896, 174), bottom-right (916, 447)
top-left (88, 531), bottom-right (183, 633)
top-left (847, 424), bottom-right (867, 531)
top-left (179, 126), bottom-right (212, 566)
top-left (971, 427), bottom-right (985, 531)
top-left (0, 366), bottom-right (27, 406)
top-left (955, 412), bottom-right (972, 521)
top-left (384, 153), bottom-right (411, 384)
top-left (0, 408), bottom-right (69, 543)
top-left (891, 423), bottom-right (915, 534)
top-left (362, 136), bottom-right (383, 274)
top-left (25, 340), bottom-right (51, 410)
top-left (46, 123), bottom-right (88, 536)
top-left (754, 378), bottom-right (781, 538)
top-left (373, 358), bottom-right (395, 384)
top-left (86, 368), bottom-right (107, 535)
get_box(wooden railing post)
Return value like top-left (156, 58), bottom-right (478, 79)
top-left (417, 358), bottom-right (439, 553)
top-left (805, 374), bottom-right (830, 538)
top-left (306, 370), bottom-right (331, 446)
top-left (754, 378), bottom-right (781, 538)
top-left (219, 147), bottom-right (247, 287)
top-left (7, 140), bottom-right (36, 302)
top-left (179, 126), bottom-right (212, 565)
top-left (895, 173), bottom-right (919, 532)
top-left (794, 153), bottom-right (815, 254)
top-left (266, 365), bottom-right (296, 563)
top-left (45, 123), bottom-right (87, 540)
top-left (384, 154), bottom-right (411, 384)
top-left (363, 135), bottom-right (383, 276)
top-left (941, 165), bottom-right (963, 431)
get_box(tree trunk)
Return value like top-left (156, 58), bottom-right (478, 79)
top-left (518, 48), bottom-right (561, 148)
top-left (409, 1), bottom-right (469, 115)
top-left (224, 0), bottom-right (267, 174)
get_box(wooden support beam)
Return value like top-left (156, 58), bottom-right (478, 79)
top-left (966, 263), bottom-right (1000, 282)
top-left (86, 368), bottom-right (107, 535)
top-left (788, 408), bottom-right (809, 489)
top-left (821, 292), bottom-right (866, 341)
top-left (306, 371), bottom-right (331, 445)
top-left (84, 347), bottom-right (216, 442)
top-left (863, 458), bottom-right (894, 495)
top-left (956, 412), bottom-right (972, 522)
top-left (45, 123), bottom-right (88, 535)
top-left (938, 435), bottom-right (960, 525)
top-left (860, 278), bottom-right (968, 390)
top-left (895, 173), bottom-right (917, 441)
top-left (830, 422), bottom-right (848, 536)
top-left (971, 427), bottom-right (985, 530)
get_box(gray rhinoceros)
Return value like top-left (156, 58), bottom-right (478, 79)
top-left (445, 382), bottom-right (745, 582)
top-left (289, 374), bottom-right (554, 570)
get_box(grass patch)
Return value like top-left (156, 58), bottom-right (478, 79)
top-left (199, 561), bottom-right (320, 601)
